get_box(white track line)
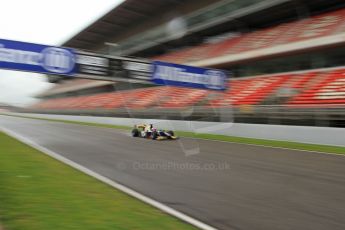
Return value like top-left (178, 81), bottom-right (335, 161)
top-left (185, 136), bottom-right (345, 157)
top-left (0, 127), bottom-right (217, 230)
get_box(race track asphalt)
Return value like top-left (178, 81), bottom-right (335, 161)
top-left (1, 115), bottom-right (345, 230)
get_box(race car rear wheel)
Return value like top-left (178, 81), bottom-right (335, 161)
top-left (152, 131), bottom-right (158, 140)
top-left (132, 128), bottom-right (139, 137)
top-left (167, 130), bottom-right (174, 136)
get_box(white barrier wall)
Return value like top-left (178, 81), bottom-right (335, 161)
top-left (11, 113), bottom-right (345, 147)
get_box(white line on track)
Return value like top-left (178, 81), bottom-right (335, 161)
top-left (0, 126), bottom-right (218, 230)
top-left (185, 136), bottom-right (345, 157)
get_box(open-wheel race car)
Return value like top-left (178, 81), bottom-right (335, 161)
top-left (131, 124), bottom-right (178, 140)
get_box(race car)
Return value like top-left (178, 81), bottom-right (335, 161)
top-left (131, 124), bottom-right (178, 140)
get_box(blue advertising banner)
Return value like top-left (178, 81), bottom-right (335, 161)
top-left (0, 39), bottom-right (76, 75)
top-left (152, 61), bottom-right (227, 90)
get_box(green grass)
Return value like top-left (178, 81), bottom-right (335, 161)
top-left (2, 113), bottom-right (345, 155)
top-left (0, 131), bottom-right (196, 230)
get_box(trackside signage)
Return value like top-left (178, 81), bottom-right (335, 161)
top-left (0, 39), bottom-right (76, 75)
top-left (152, 61), bottom-right (227, 90)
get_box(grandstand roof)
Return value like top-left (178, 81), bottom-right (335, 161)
top-left (63, 0), bottom-right (345, 55)
top-left (37, 79), bottom-right (114, 98)
top-left (63, 0), bottom-right (187, 50)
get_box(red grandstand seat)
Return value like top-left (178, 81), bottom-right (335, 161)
top-left (288, 69), bottom-right (345, 106)
top-left (154, 8), bottom-right (345, 65)
top-left (32, 68), bottom-right (345, 111)
top-left (157, 88), bottom-right (208, 108)
top-left (207, 74), bottom-right (290, 107)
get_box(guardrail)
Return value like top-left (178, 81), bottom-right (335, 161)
top-left (5, 112), bottom-right (345, 147)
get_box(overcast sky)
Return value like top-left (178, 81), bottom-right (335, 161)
top-left (0, 0), bottom-right (123, 106)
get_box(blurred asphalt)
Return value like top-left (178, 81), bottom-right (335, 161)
top-left (1, 115), bottom-right (345, 230)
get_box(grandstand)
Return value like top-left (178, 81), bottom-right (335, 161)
top-left (29, 0), bottom-right (345, 127)
top-left (0, 103), bottom-right (14, 112)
